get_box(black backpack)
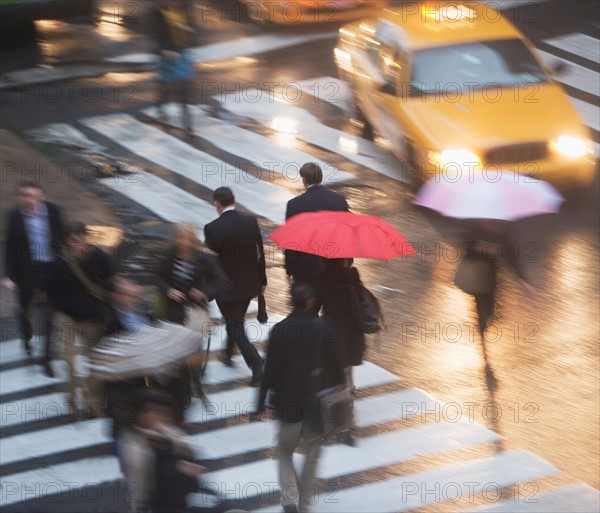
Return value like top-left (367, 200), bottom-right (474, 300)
top-left (351, 285), bottom-right (384, 334)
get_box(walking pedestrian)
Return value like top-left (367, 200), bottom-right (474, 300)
top-left (284, 163), bottom-right (349, 309)
top-left (52, 222), bottom-right (116, 415)
top-left (157, 222), bottom-right (230, 396)
top-left (316, 258), bottom-right (365, 446)
top-left (155, 0), bottom-right (197, 132)
top-left (256, 283), bottom-right (346, 513)
top-left (204, 187), bottom-right (267, 386)
top-left (119, 388), bottom-right (205, 513)
top-left (158, 223), bottom-right (229, 325)
top-left (2, 181), bottom-right (64, 377)
top-left (454, 219), bottom-right (536, 386)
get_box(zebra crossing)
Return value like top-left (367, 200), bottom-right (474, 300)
top-left (2, 11), bottom-right (600, 513)
top-left (2, 322), bottom-right (599, 511)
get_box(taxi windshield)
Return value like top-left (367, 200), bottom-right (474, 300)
top-left (410, 38), bottom-right (549, 95)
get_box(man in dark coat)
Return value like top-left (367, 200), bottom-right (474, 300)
top-left (52, 222), bottom-right (116, 412)
top-left (203, 187), bottom-right (267, 386)
top-left (285, 162), bottom-right (349, 285)
top-left (2, 182), bottom-right (64, 377)
top-left (256, 283), bottom-right (346, 513)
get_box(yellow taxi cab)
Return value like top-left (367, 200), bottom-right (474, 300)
top-left (240, 0), bottom-right (388, 24)
top-left (334, 2), bottom-right (596, 190)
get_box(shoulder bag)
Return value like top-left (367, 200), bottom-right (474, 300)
top-left (351, 284), bottom-right (384, 334)
top-left (311, 319), bottom-right (353, 437)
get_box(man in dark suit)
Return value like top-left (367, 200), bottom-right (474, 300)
top-left (204, 187), bottom-right (267, 386)
top-left (2, 182), bottom-right (64, 377)
top-left (285, 162), bottom-right (349, 283)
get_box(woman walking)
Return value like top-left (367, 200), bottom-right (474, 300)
top-left (157, 223), bottom-right (230, 397)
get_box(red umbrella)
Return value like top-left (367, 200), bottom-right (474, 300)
top-left (269, 211), bottom-right (416, 260)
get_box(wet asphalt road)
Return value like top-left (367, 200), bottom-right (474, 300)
top-left (0, 0), bottom-right (598, 501)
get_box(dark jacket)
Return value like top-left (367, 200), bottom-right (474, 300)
top-left (203, 209), bottom-right (267, 302)
top-left (258, 311), bottom-right (346, 423)
top-left (317, 262), bottom-right (366, 366)
top-left (4, 202), bottom-right (64, 303)
top-left (158, 248), bottom-right (230, 324)
top-left (460, 220), bottom-right (526, 297)
top-left (284, 185), bottom-right (349, 279)
top-left (52, 245), bottom-right (115, 323)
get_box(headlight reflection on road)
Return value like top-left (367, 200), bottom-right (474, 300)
top-left (271, 117), bottom-right (298, 146)
top-left (339, 134), bottom-right (359, 154)
top-left (97, 14), bottom-right (130, 43)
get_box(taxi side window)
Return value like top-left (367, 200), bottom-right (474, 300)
top-left (368, 21), bottom-right (405, 96)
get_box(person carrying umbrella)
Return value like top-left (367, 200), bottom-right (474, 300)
top-left (456, 219), bottom-right (537, 384)
top-left (269, 211), bottom-right (417, 446)
top-left (413, 171), bottom-right (557, 386)
top-left (284, 162), bottom-right (349, 311)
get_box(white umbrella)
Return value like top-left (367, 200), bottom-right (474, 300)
top-left (413, 171), bottom-right (564, 220)
top-left (89, 321), bottom-right (205, 381)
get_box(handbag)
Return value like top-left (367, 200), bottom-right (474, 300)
top-left (314, 383), bottom-right (353, 437)
top-left (311, 319), bottom-right (353, 437)
top-left (454, 258), bottom-right (495, 296)
top-left (350, 284), bottom-right (384, 334)
top-left (184, 303), bottom-right (211, 374)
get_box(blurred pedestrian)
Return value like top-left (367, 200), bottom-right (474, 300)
top-left (103, 275), bottom-right (190, 478)
top-left (256, 283), bottom-right (346, 513)
top-left (455, 219), bottom-right (536, 385)
top-left (158, 223), bottom-right (229, 325)
top-left (157, 222), bottom-right (230, 396)
top-left (155, 0), bottom-right (197, 132)
top-left (2, 181), bottom-right (64, 377)
top-left (284, 163), bottom-right (349, 311)
top-left (316, 258), bottom-right (365, 446)
top-left (204, 187), bottom-right (267, 386)
top-left (119, 389), bottom-right (204, 513)
top-left (53, 222), bottom-right (116, 415)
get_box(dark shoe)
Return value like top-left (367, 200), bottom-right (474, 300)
top-left (250, 366), bottom-right (263, 387)
top-left (283, 505), bottom-right (298, 513)
top-left (335, 429), bottom-right (355, 447)
top-left (43, 362), bottom-right (55, 378)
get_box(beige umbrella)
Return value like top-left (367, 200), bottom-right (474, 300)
top-left (89, 321), bottom-right (206, 381)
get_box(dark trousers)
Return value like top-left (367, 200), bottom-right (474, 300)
top-left (216, 297), bottom-right (263, 372)
top-left (20, 262), bottom-right (55, 361)
top-left (475, 293), bottom-right (495, 335)
top-left (157, 80), bottom-right (191, 129)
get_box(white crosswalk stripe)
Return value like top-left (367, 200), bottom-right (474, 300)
top-left (80, 113), bottom-right (295, 226)
top-left (542, 33), bottom-right (600, 63)
top-left (4, 17), bottom-right (599, 513)
top-left (99, 170), bottom-right (218, 233)
top-left (141, 104), bottom-right (356, 184)
top-left (536, 49), bottom-right (600, 96)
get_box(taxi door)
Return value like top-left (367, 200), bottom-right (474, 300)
top-left (351, 20), bottom-right (411, 160)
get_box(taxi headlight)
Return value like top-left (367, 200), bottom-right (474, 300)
top-left (428, 149), bottom-right (481, 173)
top-left (550, 136), bottom-right (590, 158)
